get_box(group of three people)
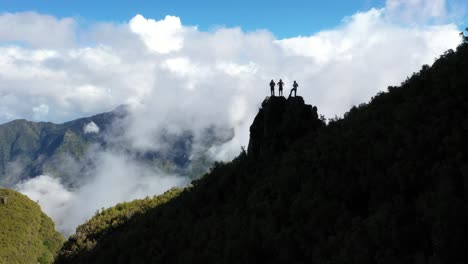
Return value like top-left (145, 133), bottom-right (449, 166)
top-left (270, 79), bottom-right (299, 97)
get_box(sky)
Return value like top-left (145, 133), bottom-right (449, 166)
top-left (0, 0), bottom-right (465, 124)
top-left (3, 0), bottom-right (466, 38)
top-left (1, 0), bottom-right (394, 38)
top-left (1, 0), bottom-right (468, 235)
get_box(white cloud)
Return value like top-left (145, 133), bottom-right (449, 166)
top-left (15, 152), bottom-right (188, 235)
top-left (0, 12), bottom-right (76, 48)
top-left (129, 14), bottom-right (184, 54)
top-left (1, 2), bottom-right (464, 235)
top-left (84, 121), bottom-right (100, 134)
top-left (1, 9), bottom-right (458, 126)
top-left (15, 175), bottom-right (75, 230)
top-left (217, 61), bottom-right (258, 77)
top-left (275, 8), bottom-right (461, 116)
top-left (32, 104), bottom-right (49, 120)
top-left (163, 57), bottom-right (197, 77)
top-left (385, 0), bottom-right (447, 24)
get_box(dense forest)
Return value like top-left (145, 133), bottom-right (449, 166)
top-left (58, 188), bottom-right (182, 259)
top-left (0, 189), bottom-right (63, 264)
top-left (57, 36), bottom-right (468, 263)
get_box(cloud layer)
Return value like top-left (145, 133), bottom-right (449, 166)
top-left (16, 153), bottom-right (188, 235)
top-left (3, 0), bottom-right (464, 236)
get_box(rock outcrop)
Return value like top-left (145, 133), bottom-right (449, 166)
top-left (248, 96), bottom-right (322, 159)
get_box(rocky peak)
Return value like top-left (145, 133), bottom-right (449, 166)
top-left (247, 96), bottom-right (322, 159)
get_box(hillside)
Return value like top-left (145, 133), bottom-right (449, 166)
top-left (57, 39), bottom-right (468, 263)
top-left (0, 104), bottom-right (229, 188)
top-left (0, 107), bottom-right (124, 187)
top-left (58, 188), bottom-right (182, 260)
top-left (0, 189), bottom-right (63, 264)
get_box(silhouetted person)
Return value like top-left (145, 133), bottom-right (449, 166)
top-left (290, 80), bottom-right (298, 97)
top-left (278, 79), bottom-right (284, 96)
top-left (270, 80), bottom-right (275, 96)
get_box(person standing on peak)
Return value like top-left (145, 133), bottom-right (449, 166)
top-left (270, 80), bottom-right (276, 96)
top-left (278, 79), bottom-right (284, 96)
top-left (290, 80), bottom-right (298, 97)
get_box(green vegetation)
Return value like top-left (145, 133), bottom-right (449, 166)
top-left (0, 108), bottom-right (125, 187)
top-left (0, 105), bottom-right (226, 188)
top-left (0, 189), bottom-right (63, 264)
top-left (58, 188), bottom-right (182, 260)
top-left (0, 119), bottom-right (99, 187)
top-left (57, 40), bottom-right (468, 263)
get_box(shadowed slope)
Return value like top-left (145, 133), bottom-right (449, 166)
top-left (58, 41), bottom-right (468, 263)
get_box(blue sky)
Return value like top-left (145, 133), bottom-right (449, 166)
top-left (1, 0), bottom-right (388, 38)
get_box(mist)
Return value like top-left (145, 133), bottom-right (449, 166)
top-left (16, 151), bottom-right (188, 235)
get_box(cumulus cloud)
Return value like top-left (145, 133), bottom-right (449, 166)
top-left (0, 5), bottom-right (461, 126)
top-left (129, 14), bottom-right (185, 54)
top-left (275, 8), bottom-right (461, 116)
top-left (2, 0), bottom-right (464, 236)
top-left (0, 12), bottom-right (76, 48)
top-left (84, 121), bottom-right (100, 134)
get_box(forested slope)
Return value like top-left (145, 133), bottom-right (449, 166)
top-left (57, 39), bottom-right (468, 263)
top-left (0, 189), bottom-right (63, 264)
top-left (0, 108), bottom-right (122, 186)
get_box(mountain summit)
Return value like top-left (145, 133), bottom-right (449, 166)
top-left (248, 96), bottom-right (322, 160)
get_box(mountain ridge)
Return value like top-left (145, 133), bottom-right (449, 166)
top-left (0, 106), bottom-right (125, 187)
top-left (0, 104), bottom-right (231, 188)
top-left (56, 39), bottom-right (468, 263)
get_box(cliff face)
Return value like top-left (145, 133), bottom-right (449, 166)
top-left (248, 96), bottom-right (322, 159)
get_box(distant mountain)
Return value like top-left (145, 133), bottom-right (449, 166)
top-left (0, 188), bottom-right (63, 264)
top-left (57, 40), bottom-right (468, 263)
top-left (0, 105), bottom-right (232, 187)
top-left (0, 106), bottom-right (125, 187)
